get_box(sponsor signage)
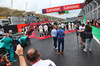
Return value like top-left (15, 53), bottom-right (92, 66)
top-left (42, 3), bottom-right (85, 14)
top-left (46, 6), bottom-right (62, 13)
top-left (63, 4), bottom-right (80, 11)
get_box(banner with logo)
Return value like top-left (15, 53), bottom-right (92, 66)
top-left (42, 3), bottom-right (85, 14)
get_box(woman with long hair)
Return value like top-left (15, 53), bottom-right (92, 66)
top-left (84, 25), bottom-right (93, 52)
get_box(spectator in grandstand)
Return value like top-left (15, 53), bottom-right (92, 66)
top-left (44, 24), bottom-right (48, 37)
top-left (84, 25), bottom-right (93, 52)
top-left (39, 24), bottom-right (44, 38)
top-left (9, 30), bottom-right (13, 38)
top-left (3, 33), bottom-right (17, 63)
top-left (57, 26), bottom-right (65, 55)
top-left (97, 18), bottom-right (100, 28)
top-left (16, 44), bottom-right (56, 66)
top-left (51, 26), bottom-right (58, 50)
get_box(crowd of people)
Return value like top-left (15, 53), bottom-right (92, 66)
top-left (38, 21), bottom-right (75, 38)
top-left (0, 20), bottom-right (94, 66)
top-left (21, 25), bottom-right (34, 36)
top-left (86, 18), bottom-right (100, 28)
top-left (0, 30), bottom-right (17, 66)
top-left (76, 21), bottom-right (93, 52)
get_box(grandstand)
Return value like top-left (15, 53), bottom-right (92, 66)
top-left (0, 6), bottom-right (65, 26)
top-left (78, 0), bottom-right (100, 20)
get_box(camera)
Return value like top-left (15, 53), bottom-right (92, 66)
top-left (3, 53), bottom-right (9, 58)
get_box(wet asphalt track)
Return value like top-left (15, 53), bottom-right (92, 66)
top-left (12, 32), bottom-right (100, 66)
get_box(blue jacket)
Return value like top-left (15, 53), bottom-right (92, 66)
top-left (57, 29), bottom-right (65, 39)
top-left (84, 29), bottom-right (93, 39)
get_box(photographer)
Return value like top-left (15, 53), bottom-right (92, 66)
top-left (0, 54), bottom-right (11, 66)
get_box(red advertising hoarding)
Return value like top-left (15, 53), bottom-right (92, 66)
top-left (17, 24), bottom-right (28, 33)
top-left (42, 3), bottom-right (85, 14)
top-left (46, 6), bottom-right (62, 13)
top-left (63, 4), bottom-right (80, 11)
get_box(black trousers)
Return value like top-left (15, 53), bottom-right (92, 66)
top-left (53, 37), bottom-right (57, 48)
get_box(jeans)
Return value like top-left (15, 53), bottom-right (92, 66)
top-left (58, 38), bottom-right (64, 52)
top-left (85, 38), bottom-right (92, 50)
top-left (53, 37), bottom-right (57, 48)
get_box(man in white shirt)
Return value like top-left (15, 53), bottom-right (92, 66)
top-left (26, 48), bottom-right (56, 66)
top-left (44, 24), bottom-right (48, 36)
top-left (72, 22), bottom-right (75, 30)
top-left (79, 24), bottom-right (85, 46)
top-left (39, 24), bottom-right (43, 38)
top-left (16, 44), bottom-right (56, 66)
top-left (68, 22), bottom-right (71, 30)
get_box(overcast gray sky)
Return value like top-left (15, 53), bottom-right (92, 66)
top-left (0, 0), bottom-right (85, 18)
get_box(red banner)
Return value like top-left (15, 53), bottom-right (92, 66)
top-left (17, 24), bottom-right (28, 33)
top-left (63, 4), bottom-right (80, 11)
top-left (42, 3), bottom-right (85, 14)
top-left (46, 6), bottom-right (62, 13)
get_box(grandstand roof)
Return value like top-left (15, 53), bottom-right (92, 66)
top-left (0, 6), bottom-right (65, 20)
top-left (0, 7), bottom-right (25, 16)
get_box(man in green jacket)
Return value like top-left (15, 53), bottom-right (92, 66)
top-left (3, 33), bottom-right (17, 63)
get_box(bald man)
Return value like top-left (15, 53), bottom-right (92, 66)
top-left (26, 48), bottom-right (56, 66)
top-left (3, 33), bottom-right (17, 63)
top-left (9, 30), bottom-right (13, 38)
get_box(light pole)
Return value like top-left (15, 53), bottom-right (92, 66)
top-left (94, 0), bottom-right (98, 19)
top-left (25, 0), bottom-right (28, 11)
top-left (90, 3), bottom-right (94, 19)
top-left (49, 0), bottom-right (52, 22)
top-left (87, 5), bottom-right (90, 19)
top-left (11, 0), bottom-right (13, 8)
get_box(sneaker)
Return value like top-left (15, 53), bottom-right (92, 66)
top-left (55, 47), bottom-right (58, 50)
top-left (84, 49), bottom-right (87, 52)
top-left (58, 53), bottom-right (60, 55)
top-left (11, 60), bottom-right (17, 63)
top-left (60, 52), bottom-right (63, 54)
top-left (89, 49), bottom-right (92, 52)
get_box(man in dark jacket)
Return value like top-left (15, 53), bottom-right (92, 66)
top-left (57, 26), bottom-right (65, 55)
